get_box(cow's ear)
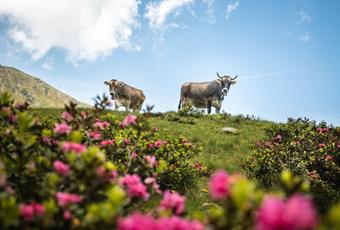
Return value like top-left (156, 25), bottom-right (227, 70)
top-left (104, 81), bottom-right (110, 85)
top-left (230, 80), bottom-right (237, 85)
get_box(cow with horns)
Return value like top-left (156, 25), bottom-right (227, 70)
top-left (104, 79), bottom-right (146, 112)
top-left (178, 73), bottom-right (238, 114)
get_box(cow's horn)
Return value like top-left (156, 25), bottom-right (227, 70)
top-left (232, 75), bottom-right (238, 80)
top-left (217, 72), bottom-right (222, 79)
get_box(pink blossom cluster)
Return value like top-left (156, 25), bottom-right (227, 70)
top-left (319, 143), bottom-right (326, 148)
top-left (145, 155), bottom-right (157, 168)
top-left (94, 119), bottom-right (109, 130)
top-left (209, 170), bottom-right (230, 200)
top-left (144, 177), bottom-right (161, 194)
top-left (160, 191), bottom-right (186, 215)
top-left (118, 213), bottom-right (204, 230)
top-left (56, 192), bottom-right (82, 207)
top-left (19, 202), bottom-right (45, 221)
top-left (120, 174), bottom-right (149, 200)
top-left (154, 140), bottom-right (167, 148)
top-left (316, 127), bottom-right (329, 134)
top-left (61, 111), bottom-right (73, 122)
top-left (88, 131), bottom-right (101, 140)
top-left (256, 194), bottom-right (317, 230)
top-left (62, 142), bottom-right (87, 154)
top-left (53, 160), bottom-right (70, 176)
top-left (325, 155), bottom-right (333, 161)
top-left (273, 134), bottom-right (282, 143)
top-left (194, 162), bottom-right (202, 171)
top-left (96, 166), bottom-right (117, 182)
top-left (54, 122), bottom-right (72, 135)
top-left (122, 114), bottom-right (137, 126)
top-left (100, 139), bottom-right (115, 147)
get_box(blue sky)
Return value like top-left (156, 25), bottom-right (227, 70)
top-left (0, 0), bottom-right (339, 125)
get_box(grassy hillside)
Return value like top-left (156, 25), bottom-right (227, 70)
top-left (0, 65), bottom-right (89, 108)
top-left (30, 108), bottom-right (273, 211)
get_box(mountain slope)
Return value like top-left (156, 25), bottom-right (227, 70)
top-left (0, 65), bottom-right (89, 108)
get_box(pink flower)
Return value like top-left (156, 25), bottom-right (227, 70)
top-left (120, 174), bottom-right (149, 200)
top-left (96, 167), bottom-right (117, 182)
top-left (325, 155), bottom-right (333, 161)
top-left (80, 111), bottom-right (88, 119)
top-left (274, 134), bottom-right (282, 142)
top-left (94, 120), bottom-right (109, 130)
top-left (130, 152), bottom-right (138, 159)
top-left (194, 162), bottom-right (202, 171)
top-left (319, 143), bottom-right (326, 148)
top-left (53, 160), bottom-right (70, 176)
top-left (124, 139), bottom-right (131, 145)
top-left (209, 170), bottom-right (230, 200)
top-left (53, 122), bottom-right (71, 135)
top-left (118, 214), bottom-right (204, 230)
top-left (19, 204), bottom-right (34, 221)
top-left (100, 139), bottom-right (115, 147)
top-left (118, 213), bottom-right (156, 230)
top-left (63, 210), bottom-right (73, 220)
top-left (160, 191), bottom-right (186, 215)
top-left (317, 127), bottom-right (329, 134)
top-left (62, 142), bottom-right (87, 154)
top-left (33, 203), bottom-right (45, 216)
top-left (19, 203), bottom-right (45, 221)
top-left (42, 136), bottom-right (51, 144)
top-left (88, 131), bottom-right (101, 140)
top-left (256, 195), bottom-right (317, 230)
top-left (144, 177), bottom-right (161, 194)
top-left (158, 216), bottom-right (204, 230)
top-left (96, 166), bottom-right (106, 177)
top-left (147, 143), bottom-right (154, 149)
top-left (145, 155), bottom-right (157, 168)
top-left (155, 140), bottom-right (163, 148)
top-left (61, 111), bottom-right (73, 122)
top-left (122, 114), bottom-right (137, 126)
top-left (56, 192), bottom-right (82, 207)
top-left (8, 114), bottom-right (16, 122)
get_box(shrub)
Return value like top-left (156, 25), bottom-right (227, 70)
top-left (0, 92), bottom-right (200, 228)
top-left (243, 118), bottom-right (340, 212)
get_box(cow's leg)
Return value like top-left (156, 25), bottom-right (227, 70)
top-left (215, 106), bottom-right (221, 114)
top-left (114, 102), bottom-right (119, 110)
top-left (125, 102), bottom-right (130, 112)
top-left (207, 101), bottom-right (212, 114)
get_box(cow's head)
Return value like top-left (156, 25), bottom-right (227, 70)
top-left (104, 79), bottom-right (119, 99)
top-left (216, 72), bottom-right (238, 92)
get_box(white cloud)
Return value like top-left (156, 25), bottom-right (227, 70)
top-left (0, 0), bottom-right (141, 62)
top-left (297, 10), bottom-right (312, 24)
top-left (144, 0), bottom-right (193, 28)
top-left (41, 56), bottom-right (54, 70)
top-left (226, 1), bottom-right (239, 19)
top-left (299, 32), bottom-right (311, 42)
top-left (203, 0), bottom-right (215, 23)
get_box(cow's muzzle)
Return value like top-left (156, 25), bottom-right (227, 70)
top-left (110, 92), bottom-right (115, 99)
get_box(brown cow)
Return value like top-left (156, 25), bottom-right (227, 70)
top-left (178, 73), bottom-right (237, 114)
top-left (104, 79), bottom-right (145, 112)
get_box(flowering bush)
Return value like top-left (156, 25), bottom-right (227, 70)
top-left (1, 92), bottom-right (340, 229)
top-left (0, 92), bottom-right (199, 228)
top-left (243, 118), bottom-right (340, 211)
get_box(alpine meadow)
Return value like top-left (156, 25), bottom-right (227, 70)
top-left (0, 1), bottom-right (339, 230)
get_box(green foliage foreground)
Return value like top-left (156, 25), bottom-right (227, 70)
top-left (0, 92), bottom-right (339, 229)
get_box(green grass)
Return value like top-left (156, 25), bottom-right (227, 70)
top-left (30, 109), bottom-right (273, 212)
